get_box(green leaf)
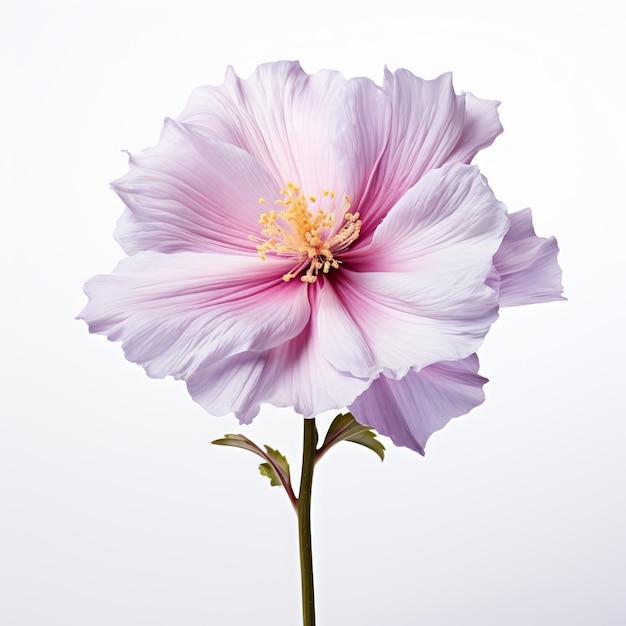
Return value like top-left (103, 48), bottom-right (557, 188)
top-left (317, 412), bottom-right (385, 462)
top-left (211, 433), bottom-right (265, 457)
top-left (343, 427), bottom-right (385, 461)
top-left (212, 435), bottom-right (295, 500)
top-left (258, 462), bottom-right (282, 486)
top-left (263, 445), bottom-right (291, 484)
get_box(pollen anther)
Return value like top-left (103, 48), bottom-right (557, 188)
top-left (251, 183), bottom-right (361, 283)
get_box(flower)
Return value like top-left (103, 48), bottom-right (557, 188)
top-left (79, 62), bottom-right (563, 454)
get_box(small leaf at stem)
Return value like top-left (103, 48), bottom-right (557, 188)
top-left (212, 434), bottom-right (297, 505)
top-left (211, 433), bottom-right (265, 456)
top-left (263, 445), bottom-right (291, 484)
top-left (258, 462), bottom-right (282, 486)
top-left (317, 412), bottom-right (385, 462)
top-left (344, 427), bottom-right (385, 461)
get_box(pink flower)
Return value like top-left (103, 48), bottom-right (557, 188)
top-left (79, 62), bottom-right (563, 454)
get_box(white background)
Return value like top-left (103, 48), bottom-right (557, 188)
top-left (1, 1), bottom-right (624, 624)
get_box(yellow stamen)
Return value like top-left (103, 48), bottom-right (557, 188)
top-left (250, 183), bottom-right (361, 283)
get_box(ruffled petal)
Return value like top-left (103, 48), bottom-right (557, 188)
top-left (178, 61), bottom-right (347, 196)
top-left (318, 164), bottom-right (508, 378)
top-left (494, 208), bottom-right (565, 306)
top-left (329, 76), bottom-right (390, 210)
top-left (78, 252), bottom-right (310, 380)
top-left (186, 351), bottom-right (270, 423)
top-left (349, 355), bottom-right (487, 454)
top-left (350, 163), bottom-right (509, 271)
top-left (445, 92), bottom-right (503, 164)
top-left (113, 119), bottom-right (277, 255)
top-left (186, 292), bottom-right (370, 421)
top-left (331, 70), bottom-right (503, 240)
top-left (354, 71), bottom-right (467, 236)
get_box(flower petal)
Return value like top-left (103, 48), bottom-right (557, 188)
top-left (353, 71), bottom-right (466, 236)
top-left (445, 92), bottom-right (503, 164)
top-left (178, 61), bottom-right (347, 195)
top-left (113, 119), bottom-right (277, 255)
top-left (186, 350), bottom-right (274, 423)
top-left (377, 69), bottom-right (466, 188)
top-left (78, 252), bottom-right (310, 380)
top-left (329, 76), bottom-right (390, 209)
top-left (186, 293), bottom-right (370, 421)
top-left (319, 164), bottom-right (508, 378)
top-left (352, 163), bottom-right (509, 271)
top-left (349, 355), bottom-right (487, 454)
top-left (332, 70), bottom-right (503, 239)
top-left (494, 208), bottom-right (565, 306)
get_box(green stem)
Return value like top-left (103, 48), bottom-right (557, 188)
top-left (298, 417), bottom-right (317, 626)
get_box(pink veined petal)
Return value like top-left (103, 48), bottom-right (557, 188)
top-left (445, 92), bottom-right (503, 164)
top-left (318, 164), bottom-right (508, 379)
top-left (186, 351), bottom-right (270, 423)
top-left (348, 355), bottom-right (487, 454)
top-left (78, 251), bottom-right (310, 380)
top-left (112, 119), bottom-right (278, 255)
top-left (494, 208), bottom-right (565, 306)
top-left (178, 61), bottom-right (347, 196)
top-left (348, 163), bottom-right (509, 272)
top-left (186, 292), bottom-right (370, 422)
top-left (329, 75), bottom-right (390, 210)
top-left (354, 70), bottom-right (467, 237)
top-left (330, 69), bottom-right (503, 240)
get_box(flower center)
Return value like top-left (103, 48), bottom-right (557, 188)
top-left (252, 182), bottom-right (361, 283)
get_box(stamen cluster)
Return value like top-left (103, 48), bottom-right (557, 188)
top-left (253, 182), bottom-right (361, 283)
